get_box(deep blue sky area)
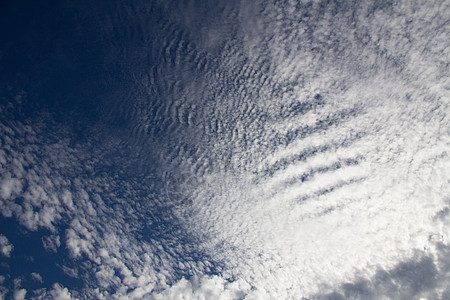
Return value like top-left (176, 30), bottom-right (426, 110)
top-left (1, 0), bottom-right (128, 132)
top-left (1, 2), bottom-right (219, 297)
top-left (1, 1), bottom-right (149, 297)
top-left (0, 217), bottom-right (83, 293)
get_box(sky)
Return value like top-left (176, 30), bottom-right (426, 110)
top-left (0, 0), bottom-right (449, 299)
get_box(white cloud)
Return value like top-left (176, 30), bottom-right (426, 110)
top-left (0, 235), bottom-right (13, 257)
top-left (58, 265), bottom-right (78, 279)
top-left (165, 0), bottom-right (450, 298)
top-left (31, 283), bottom-right (77, 300)
top-left (0, 119), bottom-right (72, 232)
top-left (41, 235), bottom-right (61, 253)
top-left (315, 240), bottom-right (450, 299)
top-left (151, 276), bottom-right (254, 300)
top-left (0, 175), bottom-right (22, 201)
top-left (49, 284), bottom-right (76, 300)
top-left (0, 0), bottom-right (448, 299)
top-left (13, 289), bottom-right (26, 300)
top-left (31, 272), bottom-right (43, 284)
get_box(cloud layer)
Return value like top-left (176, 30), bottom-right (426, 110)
top-left (0, 0), bottom-right (448, 299)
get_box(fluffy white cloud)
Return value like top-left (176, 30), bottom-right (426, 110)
top-left (49, 284), bottom-right (76, 300)
top-left (30, 283), bottom-right (77, 300)
top-left (0, 175), bottom-right (22, 201)
top-left (0, 235), bottom-right (13, 258)
top-left (13, 289), bottom-right (26, 300)
top-left (151, 275), bottom-right (253, 300)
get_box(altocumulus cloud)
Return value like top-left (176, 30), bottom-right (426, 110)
top-left (164, 0), bottom-right (449, 298)
top-left (0, 0), bottom-right (449, 299)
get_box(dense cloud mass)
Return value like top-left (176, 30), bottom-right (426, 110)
top-left (0, 0), bottom-right (449, 299)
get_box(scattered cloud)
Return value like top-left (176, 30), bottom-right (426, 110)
top-left (30, 283), bottom-right (77, 300)
top-left (0, 287), bottom-right (7, 300)
top-left (41, 235), bottom-right (61, 253)
top-left (49, 284), bottom-right (76, 300)
top-left (13, 289), bottom-right (26, 300)
top-left (0, 235), bottom-right (13, 258)
top-left (0, 276), bottom-right (7, 300)
top-left (0, 0), bottom-right (448, 298)
top-left (31, 273), bottom-right (43, 284)
top-left (151, 275), bottom-right (253, 300)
